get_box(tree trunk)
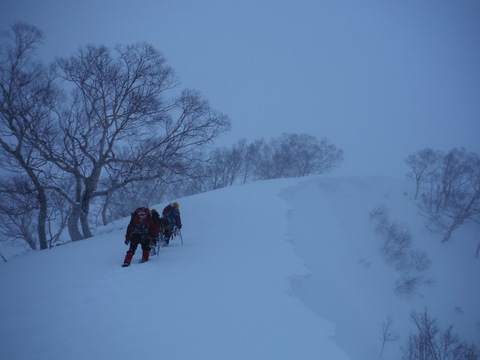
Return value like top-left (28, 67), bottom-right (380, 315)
top-left (67, 206), bottom-right (84, 241)
top-left (80, 210), bottom-right (93, 238)
top-left (102, 194), bottom-right (110, 226)
top-left (24, 165), bottom-right (49, 249)
top-left (414, 184), bottom-right (420, 200)
top-left (79, 190), bottom-right (94, 239)
top-left (36, 189), bottom-right (49, 250)
top-left (78, 168), bottom-right (102, 239)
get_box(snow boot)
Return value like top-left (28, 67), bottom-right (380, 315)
top-left (122, 252), bottom-right (133, 267)
top-left (140, 250), bottom-right (149, 263)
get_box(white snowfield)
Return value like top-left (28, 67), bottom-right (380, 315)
top-left (1, 175), bottom-right (478, 360)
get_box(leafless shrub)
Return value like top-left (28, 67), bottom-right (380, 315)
top-left (383, 223), bottom-right (412, 266)
top-left (395, 273), bottom-right (421, 296)
top-left (370, 205), bottom-right (433, 297)
top-left (370, 205), bottom-right (390, 234)
top-left (402, 309), bottom-right (478, 360)
top-left (410, 249), bottom-right (432, 272)
top-left (405, 148), bottom-right (443, 200)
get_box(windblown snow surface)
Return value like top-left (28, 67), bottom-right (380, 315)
top-left (1, 175), bottom-right (479, 359)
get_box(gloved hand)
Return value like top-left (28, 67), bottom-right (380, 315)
top-left (124, 238), bottom-right (129, 245)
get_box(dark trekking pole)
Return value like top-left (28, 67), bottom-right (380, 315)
top-left (174, 226), bottom-right (183, 244)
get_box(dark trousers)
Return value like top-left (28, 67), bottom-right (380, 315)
top-left (127, 234), bottom-right (150, 254)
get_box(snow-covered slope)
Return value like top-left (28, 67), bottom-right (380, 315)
top-left (1, 176), bottom-right (478, 360)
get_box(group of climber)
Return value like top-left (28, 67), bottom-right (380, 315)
top-left (122, 202), bottom-right (182, 267)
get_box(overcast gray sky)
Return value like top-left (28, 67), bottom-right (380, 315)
top-left (2, 0), bottom-right (479, 178)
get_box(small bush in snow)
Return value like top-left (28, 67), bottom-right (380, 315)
top-left (370, 206), bottom-right (412, 267)
top-left (395, 273), bottom-right (421, 296)
top-left (383, 223), bottom-right (412, 266)
top-left (370, 205), bottom-right (433, 297)
top-left (410, 249), bottom-right (432, 272)
top-left (370, 205), bottom-right (390, 234)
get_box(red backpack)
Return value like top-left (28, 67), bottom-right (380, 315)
top-left (130, 207), bottom-right (151, 235)
top-left (162, 204), bottom-right (172, 217)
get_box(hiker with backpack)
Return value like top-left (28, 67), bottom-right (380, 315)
top-left (161, 201), bottom-right (182, 246)
top-left (149, 208), bottom-right (169, 255)
top-left (122, 207), bottom-right (159, 267)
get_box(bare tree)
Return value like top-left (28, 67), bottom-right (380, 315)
top-left (44, 43), bottom-right (230, 240)
top-left (407, 148), bottom-right (480, 244)
top-left (204, 148), bottom-right (232, 190)
top-left (225, 139), bottom-right (248, 186)
top-left (270, 136), bottom-right (296, 178)
top-left (378, 316), bottom-right (398, 358)
top-left (382, 222), bottom-right (413, 266)
top-left (247, 133), bottom-right (344, 180)
top-left (0, 176), bottom-right (39, 250)
top-left (438, 150), bottom-right (480, 242)
top-left (202, 139), bottom-right (248, 190)
top-left (247, 138), bottom-right (275, 180)
top-left (182, 133), bottom-right (344, 192)
top-left (0, 24), bottom-right (230, 246)
top-left (406, 148), bottom-right (443, 200)
top-left (283, 133), bottom-right (344, 176)
top-left (403, 309), bottom-right (478, 360)
top-left (420, 149), bottom-right (480, 242)
top-left (0, 175), bottom-right (68, 250)
top-left (242, 138), bottom-right (257, 184)
top-left (0, 22), bottom-right (60, 249)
